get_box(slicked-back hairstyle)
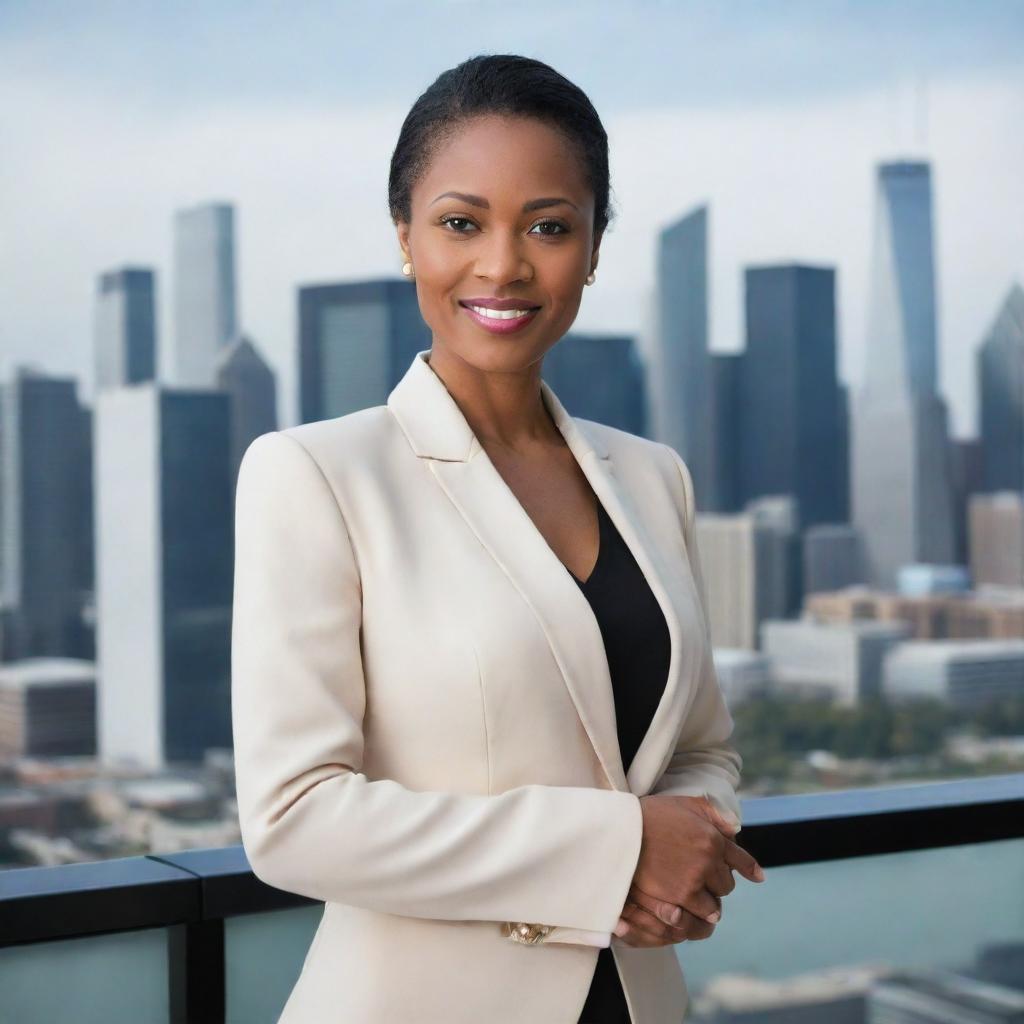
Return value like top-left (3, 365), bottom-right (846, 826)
top-left (388, 54), bottom-right (615, 238)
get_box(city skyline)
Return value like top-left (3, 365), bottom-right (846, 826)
top-left (1, 11), bottom-right (1022, 1018)
top-left (1, 1), bottom-right (1022, 434)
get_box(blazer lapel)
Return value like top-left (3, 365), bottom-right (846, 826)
top-left (386, 350), bottom-right (693, 797)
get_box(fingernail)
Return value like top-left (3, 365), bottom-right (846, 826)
top-left (614, 920), bottom-right (629, 937)
top-left (669, 906), bottom-right (682, 925)
top-left (707, 911), bottom-right (720, 923)
top-left (755, 865), bottom-right (766, 881)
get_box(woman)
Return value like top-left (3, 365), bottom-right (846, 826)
top-left (232, 54), bottom-right (765, 1024)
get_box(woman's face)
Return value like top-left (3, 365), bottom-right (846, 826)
top-left (396, 113), bottom-right (602, 374)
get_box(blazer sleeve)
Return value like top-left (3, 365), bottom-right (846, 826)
top-left (652, 444), bottom-right (744, 833)
top-left (231, 431), bottom-right (643, 939)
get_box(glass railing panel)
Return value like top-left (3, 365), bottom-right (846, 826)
top-left (0, 926), bottom-right (169, 1024)
top-left (225, 903), bottom-right (324, 1024)
top-left (677, 837), bottom-right (1024, 1016)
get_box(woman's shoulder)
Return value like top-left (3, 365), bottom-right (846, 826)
top-left (239, 405), bottom-right (400, 485)
top-left (279, 404), bottom-right (395, 455)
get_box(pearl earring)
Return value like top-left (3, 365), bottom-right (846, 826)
top-left (402, 261), bottom-right (414, 277)
top-left (585, 271), bottom-right (596, 285)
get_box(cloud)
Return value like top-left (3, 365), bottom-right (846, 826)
top-left (0, 6), bottom-right (1021, 436)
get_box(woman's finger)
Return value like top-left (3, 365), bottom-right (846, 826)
top-left (614, 917), bottom-right (660, 947)
top-left (619, 902), bottom-right (688, 946)
top-left (721, 834), bottom-right (766, 884)
top-left (629, 881), bottom-right (721, 927)
top-left (626, 884), bottom-right (685, 927)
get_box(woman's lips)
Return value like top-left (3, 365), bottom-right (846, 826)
top-left (459, 302), bottom-right (541, 335)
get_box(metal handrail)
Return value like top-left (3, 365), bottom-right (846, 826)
top-left (3, 771), bottom-right (1021, 948)
top-left (1, 772), bottom-right (1022, 1024)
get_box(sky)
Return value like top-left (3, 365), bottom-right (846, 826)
top-left (1, 0), bottom-right (1022, 435)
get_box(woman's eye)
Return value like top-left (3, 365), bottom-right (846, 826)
top-left (530, 220), bottom-right (569, 237)
top-left (439, 215), bottom-right (476, 233)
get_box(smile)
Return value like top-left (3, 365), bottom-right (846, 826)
top-left (465, 304), bottom-right (537, 319)
top-left (459, 302), bottom-right (541, 335)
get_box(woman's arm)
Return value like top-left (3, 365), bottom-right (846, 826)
top-left (652, 444), bottom-right (744, 832)
top-left (231, 431), bottom-right (643, 938)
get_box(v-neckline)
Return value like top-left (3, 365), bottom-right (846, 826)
top-left (568, 498), bottom-right (606, 587)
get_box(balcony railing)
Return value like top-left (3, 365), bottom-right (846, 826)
top-left (2, 772), bottom-right (1023, 1023)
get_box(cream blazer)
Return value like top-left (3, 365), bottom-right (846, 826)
top-left (231, 348), bottom-right (744, 1024)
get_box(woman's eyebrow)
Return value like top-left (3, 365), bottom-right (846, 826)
top-left (429, 191), bottom-right (579, 212)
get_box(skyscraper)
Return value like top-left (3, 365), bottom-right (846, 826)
top-left (693, 512), bottom-right (790, 650)
top-left (851, 160), bottom-right (955, 587)
top-left (978, 282), bottom-right (1024, 492)
top-left (862, 163), bottom-right (940, 400)
top-left (94, 384), bottom-right (233, 767)
top-left (739, 264), bottom-right (845, 530)
top-left (94, 267), bottom-right (157, 391)
top-left (172, 202), bottom-right (237, 388)
top-left (215, 333), bottom-right (278, 492)
top-left (542, 333), bottom-right (646, 435)
top-left (709, 352), bottom-right (743, 511)
top-left (651, 205), bottom-right (716, 507)
top-left (968, 492), bottom-right (1024, 588)
top-left (0, 368), bottom-right (93, 661)
top-left (298, 278), bottom-right (430, 423)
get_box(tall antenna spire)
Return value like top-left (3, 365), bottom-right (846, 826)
top-left (914, 73), bottom-right (929, 153)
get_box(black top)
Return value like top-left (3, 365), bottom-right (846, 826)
top-left (572, 498), bottom-right (672, 1024)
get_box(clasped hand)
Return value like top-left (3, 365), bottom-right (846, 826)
top-left (614, 794), bottom-right (765, 948)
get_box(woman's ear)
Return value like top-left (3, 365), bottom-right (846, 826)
top-left (396, 221), bottom-right (412, 261)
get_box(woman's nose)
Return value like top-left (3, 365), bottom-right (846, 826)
top-left (476, 229), bottom-right (532, 283)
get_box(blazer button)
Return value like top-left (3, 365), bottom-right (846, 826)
top-left (503, 922), bottom-right (553, 945)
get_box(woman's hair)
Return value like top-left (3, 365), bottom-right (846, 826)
top-left (388, 54), bottom-right (615, 237)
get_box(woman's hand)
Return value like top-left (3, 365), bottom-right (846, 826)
top-left (613, 883), bottom-right (718, 947)
top-left (614, 795), bottom-right (764, 948)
